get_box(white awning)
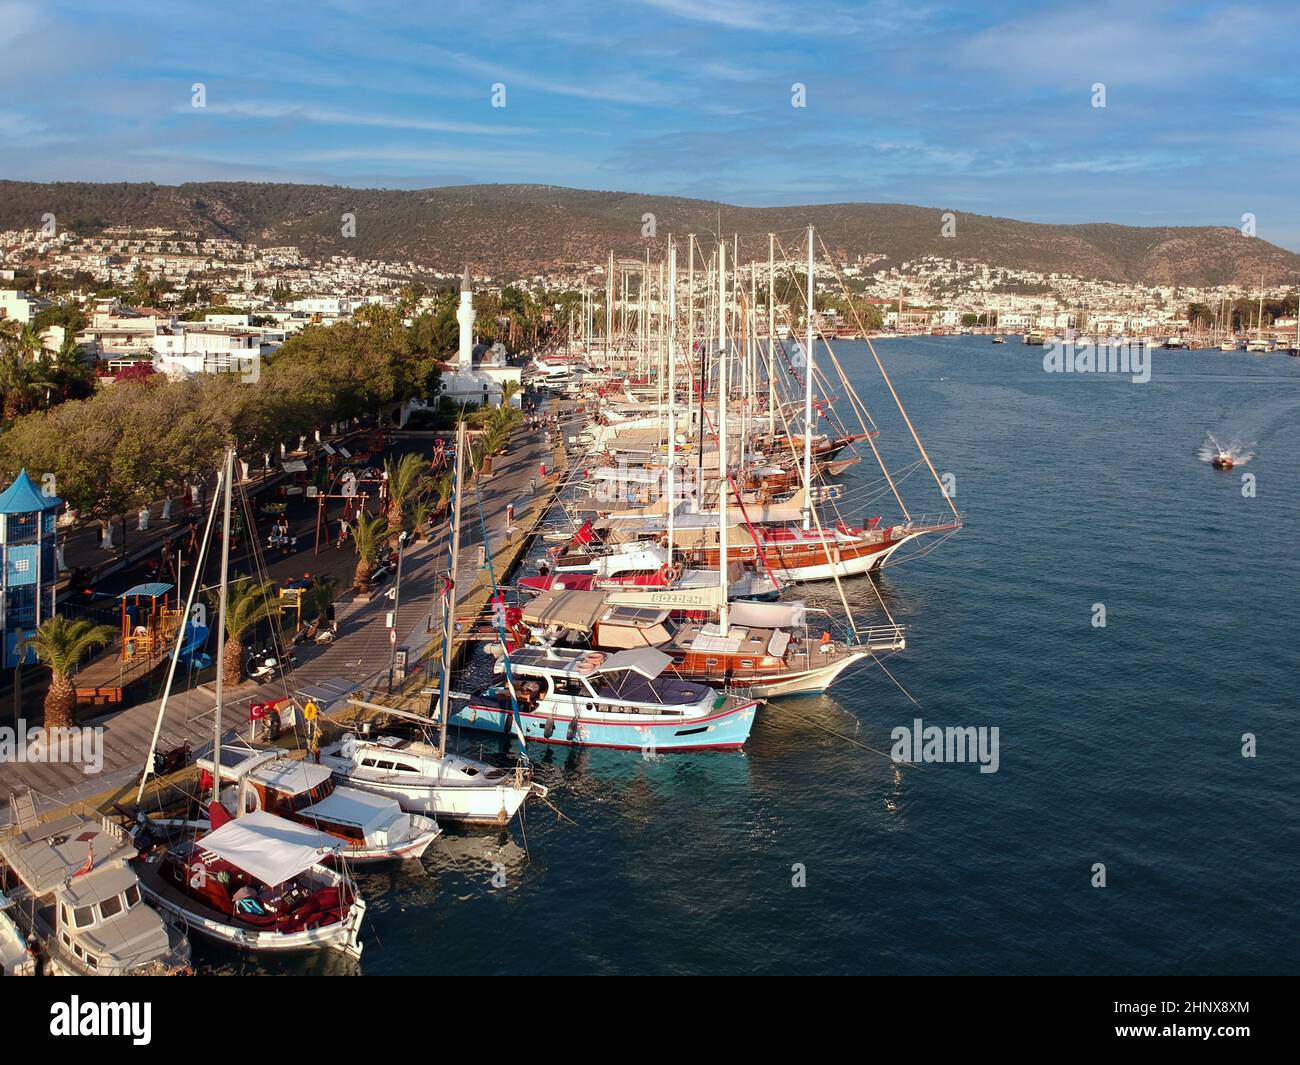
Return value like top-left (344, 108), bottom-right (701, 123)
top-left (198, 810), bottom-right (342, 886)
top-left (727, 600), bottom-right (806, 630)
top-left (521, 589), bottom-right (610, 630)
top-left (591, 647), bottom-right (673, 679)
top-left (251, 758), bottom-right (334, 796)
top-left (301, 789), bottom-right (398, 834)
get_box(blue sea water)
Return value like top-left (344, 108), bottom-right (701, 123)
top-left (211, 336), bottom-right (1300, 976)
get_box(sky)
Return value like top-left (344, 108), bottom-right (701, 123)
top-left (4, 0), bottom-right (1300, 247)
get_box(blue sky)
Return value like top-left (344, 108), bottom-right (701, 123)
top-left (4, 0), bottom-right (1300, 247)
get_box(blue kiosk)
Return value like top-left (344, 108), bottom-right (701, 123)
top-left (0, 470), bottom-right (62, 667)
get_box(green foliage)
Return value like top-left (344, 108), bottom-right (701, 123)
top-left (0, 310), bottom-right (439, 525)
top-left (212, 578), bottom-right (278, 641)
top-left (20, 615), bottom-right (117, 678)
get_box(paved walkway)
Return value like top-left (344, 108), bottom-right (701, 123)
top-left (0, 410), bottom-right (566, 823)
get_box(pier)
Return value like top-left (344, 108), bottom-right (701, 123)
top-left (0, 407), bottom-right (577, 826)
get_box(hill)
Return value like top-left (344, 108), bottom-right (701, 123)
top-left (1, 180), bottom-right (1294, 287)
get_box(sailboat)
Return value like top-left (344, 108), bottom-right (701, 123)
top-left (131, 447), bottom-right (367, 958)
top-left (319, 424), bottom-right (549, 824)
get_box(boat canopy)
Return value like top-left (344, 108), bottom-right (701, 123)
top-left (591, 647), bottom-right (673, 679)
top-left (728, 601), bottom-right (807, 630)
top-left (198, 810), bottom-right (342, 886)
top-left (251, 758), bottom-right (334, 796)
top-left (590, 467), bottom-right (660, 483)
top-left (300, 789), bottom-right (399, 834)
top-left (521, 589), bottom-right (609, 630)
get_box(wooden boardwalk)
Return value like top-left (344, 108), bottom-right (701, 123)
top-left (0, 410), bottom-right (576, 825)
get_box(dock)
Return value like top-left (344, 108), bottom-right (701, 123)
top-left (0, 406), bottom-right (578, 826)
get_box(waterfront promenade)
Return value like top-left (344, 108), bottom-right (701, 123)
top-left (0, 406), bottom-right (577, 824)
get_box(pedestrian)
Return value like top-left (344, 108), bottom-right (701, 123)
top-left (337, 518), bottom-right (350, 548)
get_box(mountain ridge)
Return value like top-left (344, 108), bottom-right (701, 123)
top-left (1, 179), bottom-right (1294, 288)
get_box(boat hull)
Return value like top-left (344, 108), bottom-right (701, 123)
top-left (449, 699), bottom-right (759, 751)
top-left (327, 774), bottom-right (541, 826)
top-left (136, 860), bottom-right (366, 958)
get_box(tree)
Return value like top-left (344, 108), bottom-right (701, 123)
top-left (500, 379), bottom-right (522, 408)
top-left (210, 578), bottom-right (278, 687)
top-left (20, 616), bottom-right (117, 729)
top-left (308, 575), bottom-right (340, 624)
top-left (351, 512), bottom-right (390, 593)
top-left (384, 451), bottom-right (430, 531)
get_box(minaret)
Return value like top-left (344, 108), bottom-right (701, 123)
top-left (457, 266), bottom-right (474, 371)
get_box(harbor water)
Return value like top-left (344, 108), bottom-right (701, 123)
top-left (205, 336), bottom-right (1300, 975)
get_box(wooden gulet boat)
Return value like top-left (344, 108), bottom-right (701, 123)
top-left (515, 588), bottom-right (904, 698)
top-left (148, 742), bottom-right (443, 864)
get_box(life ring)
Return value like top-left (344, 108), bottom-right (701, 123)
top-left (658, 563), bottom-right (674, 584)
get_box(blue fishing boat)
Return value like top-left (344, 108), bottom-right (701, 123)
top-left (451, 645), bottom-right (760, 751)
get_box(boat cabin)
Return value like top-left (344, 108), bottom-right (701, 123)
top-left (0, 809), bottom-right (188, 975)
top-left (485, 645), bottom-right (714, 716)
top-left (199, 743), bottom-right (433, 852)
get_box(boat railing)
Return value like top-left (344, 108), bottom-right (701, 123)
top-left (854, 624), bottom-right (907, 651)
top-left (885, 512), bottom-right (964, 534)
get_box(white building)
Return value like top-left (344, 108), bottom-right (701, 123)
top-left (436, 267), bottom-right (521, 408)
top-left (0, 289), bottom-right (40, 325)
top-left (152, 327), bottom-right (264, 379)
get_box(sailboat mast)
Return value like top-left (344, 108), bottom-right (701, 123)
top-left (768, 233), bottom-right (776, 435)
top-left (803, 224), bottom-right (815, 531)
top-left (438, 421), bottom-right (466, 759)
top-left (667, 240), bottom-right (677, 555)
top-left (606, 250), bottom-right (614, 356)
top-left (717, 240), bottom-right (729, 636)
top-left (211, 445), bottom-right (234, 805)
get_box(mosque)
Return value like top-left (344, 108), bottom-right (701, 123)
top-left (436, 267), bottom-right (522, 408)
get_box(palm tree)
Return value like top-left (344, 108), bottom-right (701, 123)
top-left (384, 451), bottom-right (430, 532)
top-left (20, 616), bottom-right (117, 730)
top-left (0, 353), bottom-right (54, 421)
top-left (476, 423), bottom-right (511, 475)
top-left (431, 471), bottom-right (455, 518)
top-left (351, 512), bottom-right (390, 593)
top-left (2, 322), bottom-right (43, 362)
top-left (308, 575), bottom-right (339, 624)
top-left (209, 578), bottom-right (278, 686)
top-left (500, 379), bottom-right (522, 409)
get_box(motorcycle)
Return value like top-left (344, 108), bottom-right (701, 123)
top-left (245, 643), bottom-right (296, 682)
top-left (293, 619), bottom-right (337, 645)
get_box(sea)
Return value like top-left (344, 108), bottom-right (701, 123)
top-left (206, 335), bottom-right (1300, 975)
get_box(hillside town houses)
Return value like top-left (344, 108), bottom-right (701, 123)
top-left (2, 223), bottom-right (1298, 381)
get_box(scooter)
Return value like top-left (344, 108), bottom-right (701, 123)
top-left (245, 644), bottom-right (296, 682)
top-left (293, 619), bottom-right (338, 645)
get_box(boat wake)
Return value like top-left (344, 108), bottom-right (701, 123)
top-left (1197, 433), bottom-right (1255, 467)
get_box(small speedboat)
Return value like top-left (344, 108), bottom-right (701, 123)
top-left (1211, 452), bottom-right (1234, 470)
top-left (992, 335), bottom-right (1006, 344)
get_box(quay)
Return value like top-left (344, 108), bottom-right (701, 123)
top-left (0, 405), bottom-right (579, 826)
